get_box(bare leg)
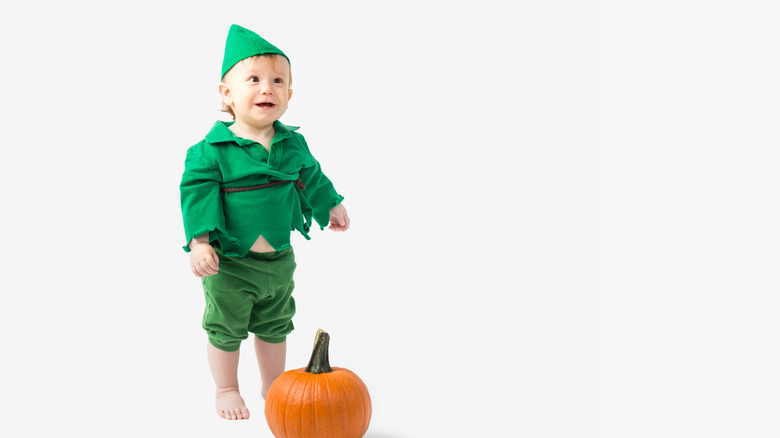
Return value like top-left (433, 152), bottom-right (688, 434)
top-left (254, 337), bottom-right (287, 399)
top-left (207, 342), bottom-right (250, 420)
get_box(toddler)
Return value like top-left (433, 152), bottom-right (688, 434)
top-left (180, 24), bottom-right (349, 420)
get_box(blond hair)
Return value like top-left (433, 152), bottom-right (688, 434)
top-left (221, 54), bottom-right (293, 119)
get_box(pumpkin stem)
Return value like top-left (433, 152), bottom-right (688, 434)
top-left (305, 329), bottom-right (333, 374)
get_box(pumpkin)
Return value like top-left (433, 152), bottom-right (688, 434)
top-left (265, 329), bottom-right (372, 438)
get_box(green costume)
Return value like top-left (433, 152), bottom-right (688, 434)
top-left (202, 246), bottom-right (297, 350)
top-left (221, 24), bottom-right (289, 80)
top-left (180, 120), bottom-right (344, 256)
top-left (180, 25), bottom-right (344, 350)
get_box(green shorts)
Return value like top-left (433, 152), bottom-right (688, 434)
top-left (201, 246), bottom-right (297, 351)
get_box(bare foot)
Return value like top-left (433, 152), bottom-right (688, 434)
top-left (215, 388), bottom-right (250, 420)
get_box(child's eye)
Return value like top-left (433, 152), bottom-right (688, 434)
top-left (249, 76), bottom-right (259, 82)
top-left (274, 78), bottom-right (284, 84)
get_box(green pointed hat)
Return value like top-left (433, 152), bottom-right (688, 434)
top-left (221, 24), bottom-right (289, 80)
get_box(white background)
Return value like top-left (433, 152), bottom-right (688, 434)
top-left (606, 2), bottom-right (780, 437)
top-left (0, 1), bottom-right (776, 437)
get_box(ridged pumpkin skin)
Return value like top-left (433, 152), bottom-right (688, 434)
top-left (265, 330), bottom-right (372, 438)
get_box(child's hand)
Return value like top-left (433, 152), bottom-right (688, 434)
top-left (328, 204), bottom-right (350, 232)
top-left (190, 242), bottom-right (219, 277)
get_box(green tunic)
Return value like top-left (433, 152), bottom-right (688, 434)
top-left (180, 120), bottom-right (344, 256)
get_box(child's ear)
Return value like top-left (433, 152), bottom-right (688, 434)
top-left (219, 82), bottom-right (232, 105)
top-left (288, 88), bottom-right (293, 101)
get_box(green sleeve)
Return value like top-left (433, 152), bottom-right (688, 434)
top-left (179, 147), bottom-right (231, 252)
top-left (297, 139), bottom-right (344, 229)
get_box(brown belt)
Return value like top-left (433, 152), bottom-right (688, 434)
top-left (221, 178), bottom-right (306, 193)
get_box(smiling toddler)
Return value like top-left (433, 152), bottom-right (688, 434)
top-left (180, 24), bottom-right (349, 420)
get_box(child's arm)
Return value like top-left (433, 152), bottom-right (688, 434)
top-left (328, 204), bottom-right (350, 232)
top-left (296, 137), bottom-right (345, 230)
top-left (180, 147), bottom-right (225, 277)
top-left (181, 146), bottom-right (238, 256)
top-left (189, 233), bottom-right (219, 277)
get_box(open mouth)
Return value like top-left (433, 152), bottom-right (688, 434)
top-left (256, 102), bottom-right (276, 109)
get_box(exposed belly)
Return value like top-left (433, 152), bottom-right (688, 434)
top-left (249, 234), bottom-right (276, 253)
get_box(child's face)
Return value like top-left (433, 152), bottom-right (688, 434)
top-left (220, 56), bottom-right (293, 129)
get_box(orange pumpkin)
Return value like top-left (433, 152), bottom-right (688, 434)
top-left (265, 329), bottom-right (372, 438)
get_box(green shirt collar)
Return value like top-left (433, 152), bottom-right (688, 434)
top-left (205, 120), bottom-right (300, 146)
